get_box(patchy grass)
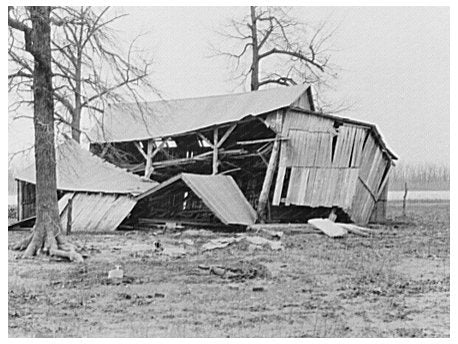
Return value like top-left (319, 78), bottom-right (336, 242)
top-left (8, 200), bottom-right (449, 337)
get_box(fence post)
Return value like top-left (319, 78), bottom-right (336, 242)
top-left (66, 198), bottom-right (73, 235)
top-left (402, 182), bottom-right (408, 217)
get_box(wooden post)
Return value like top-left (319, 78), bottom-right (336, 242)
top-left (402, 182), bottom-right (408, 217)
top-left (212, 127), bottom-right (218, 175)
top-left (257, 135), bottom-right (281, 222)
top-left (66, 198), bottom-right (73, 235)
top-left (17, 180), bottom-right (22, 221)
top-left (144, 139), bottom-right (153, 178)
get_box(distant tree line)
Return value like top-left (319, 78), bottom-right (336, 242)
top-left (390, 162), bottom-right (449, 191)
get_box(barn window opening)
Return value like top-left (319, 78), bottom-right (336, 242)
top-left (281, 167), bottom-right (292, 200)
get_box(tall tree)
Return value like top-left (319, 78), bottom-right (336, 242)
top-left (214, 6), bottom-right (335, 91)
top-left (9, 6), bottom-right (155, 143)
top-left (8, 6), bottom-right (83, 262)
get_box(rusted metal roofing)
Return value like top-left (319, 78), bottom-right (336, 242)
top-left (14, 139), bottom-right (157, 195)
top-left (59, 192), bottom-right (136, 232)
top-left (90, 84), bottom-right (311, 143)
top-left (137, 173), bottom-right (257, 226)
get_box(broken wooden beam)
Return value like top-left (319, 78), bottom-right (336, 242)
top-left (217, 123), bottom-right (237, 148)
top-left (237, 137), bottom-right (289, 146)
top-left (248, 223), bottom-right (319, 235)
top-left (213, 127), bottom-right (219, 175)
top-left (336, 223), bottom-right (370, 237)
top-left (257, 135), bottom-right (281, 222)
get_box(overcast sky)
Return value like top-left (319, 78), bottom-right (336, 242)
top-left (8, 6), bottom-right (450, 166)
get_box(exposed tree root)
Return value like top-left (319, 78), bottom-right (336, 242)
top-left (12, 225), bottom-right (84, 263)
top-left (11, 233), bottom-right (34, 251)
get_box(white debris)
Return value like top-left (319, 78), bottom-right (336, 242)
top-left (308, 218), bottom-right (347, 238)
top-left (162, 244), bottom-right (187, 257)
top-left (243, 236), bottom-right (283, 250)
top-left (180, 238), bottom-right (195, 246)
top-left (108, 265), bottom-right (124, 279)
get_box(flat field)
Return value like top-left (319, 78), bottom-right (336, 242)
top-left (8, 200), bottom-right (449, 337)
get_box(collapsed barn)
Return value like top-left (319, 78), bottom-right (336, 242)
top-left (88, 84), bottom-right (397, 226)
top-left (11, 140), bottom-right (258, 231)
top-left (11, 85), bottom-right (397, 232)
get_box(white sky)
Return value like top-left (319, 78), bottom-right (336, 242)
top-left (8, 6), bottom-right (450, 166)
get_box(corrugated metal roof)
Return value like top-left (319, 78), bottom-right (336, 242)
top-left (14, 139), bottom-right (157, 195)
top-left (137, 173), bottom-right (257, 226)
top-left (89, 84), bottom-right (310, 143)
top-left (59, 192), bottom-right (136, 232)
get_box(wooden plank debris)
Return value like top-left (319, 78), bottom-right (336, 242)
top-left (336, 223), bottom-right (370, 237)
top-left (308, 218), bottom-right (347, 238)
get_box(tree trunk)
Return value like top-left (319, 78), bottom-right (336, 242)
top-left (250, 6), bottom-right (259, 91)
top-left (12, 6), bottom-right (83, 262)
top-left (71, 103), bottom-right (81, 143)
top-left (72, 49), bottom-right (82, 143)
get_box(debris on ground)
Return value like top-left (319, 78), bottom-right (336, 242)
top-left (254, 227), bottom-right (284, 239)
top-left (249, 223), bottom-right (318, 235)
top-left (180, 238), bottom-right (195, 246)
top-left (308, 218), bottom-right (347, 238)
top-left (252, 286), bottom-right (265, 292)
top-left (198, 261), bottom-right (271, 281)
top-left (243, 236), bottom-right (282, 250)
top-left (337, 223), bottom-right (378, 236)
top-left (337, 223), bottom-right (371, 237)
top-left (108, 266), bottom-right (124, 280)
top-left (201, 237), bottom-right (243, 251)
top-left (201, 234), bottom-right (283, 252)
top-left (103, 275), bottom-right (136, 285)
top-left (162, 244), bottom-right (187, 257)
top-left (181, 229), bottom-right (214, 237)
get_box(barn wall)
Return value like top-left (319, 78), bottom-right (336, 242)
top-left (369, 179), bottom-right (389, 223)
top-left (268, 109), bottom-right (392, 224)
top-left (17, 180), bottom-right (36, 220)
top-left (348, 133), bottom-right (392, 223)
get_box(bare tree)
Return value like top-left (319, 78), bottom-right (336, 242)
top-left (8, 6), bottom-right (83, 262)
top-left (9, 6), bottom-right (155, 143)
top-left (213, 6), bottom-right (336, 91)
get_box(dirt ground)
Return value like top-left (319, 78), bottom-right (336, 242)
top-left (8, 200), bottom-right (449, 338)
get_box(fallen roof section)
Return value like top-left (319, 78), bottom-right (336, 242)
top-left (9, 191), bottom-right (137, 232)
top-left (14, 139), bottom-right (157, 196)
top-left (59, 193), bottom-right (137, 232)
top-left (89, 84), bottom-right (311, 143)
top-left (137, 173), bottom-right (258, 226)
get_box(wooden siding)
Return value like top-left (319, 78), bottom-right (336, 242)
top-left (269, 109), bottom-right (392, 224)
top-left (369, 180), bottom-right (389, 223)
top-left (17, 180), bottom-right (36, 220)
top-left (59, 193), bottom-right (137, 232)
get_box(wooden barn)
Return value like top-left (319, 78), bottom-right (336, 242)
top-left (11, 140), bottom-right (258, 231)
top-left (12, 140), bottom-right (157, 231)
top-left (89, 84), bottom-right (397, 226)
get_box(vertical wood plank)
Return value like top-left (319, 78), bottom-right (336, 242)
top-left (212, 127), bottom-right (218, 175)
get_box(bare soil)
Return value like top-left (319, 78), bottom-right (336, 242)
top-left (8, 200), bottom-right (449, 337)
